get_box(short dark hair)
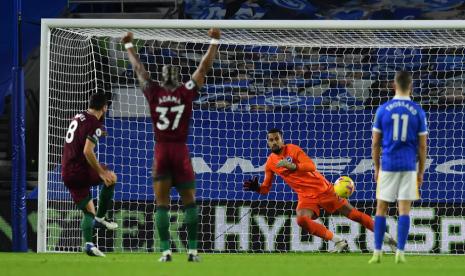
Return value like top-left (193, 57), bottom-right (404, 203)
top-left (395, 71), bottom-right (412, 92)
top-left (268, 128), bottom-right (283, 136)
top-left (89, 93), bottom-right (108, 110)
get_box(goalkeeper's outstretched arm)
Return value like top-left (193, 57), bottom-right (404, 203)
top-left (121, 32), bottom-right (150, 87)
top-left (192, 28), bottom-right (221, 89)
top-left (258, 169), bottom-right (274, 195)
top-left (243, 168), bottom-right (274, 195)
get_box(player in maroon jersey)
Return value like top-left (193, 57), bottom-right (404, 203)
top-left (122, 28), bottom-right (220, 262)
top-left (61, 92), bottom-right (118, 257)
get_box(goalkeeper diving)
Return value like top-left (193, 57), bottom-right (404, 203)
top-left (243, 128), bottom-right (397, 252)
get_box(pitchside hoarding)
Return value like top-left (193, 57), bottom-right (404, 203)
top-left (1, 200), bottom-right (465, 253)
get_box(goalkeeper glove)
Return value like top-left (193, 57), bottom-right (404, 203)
top-left (276, 159), bottom-right (297, 171)
top-left (243, 177), bottom-right (259, 192)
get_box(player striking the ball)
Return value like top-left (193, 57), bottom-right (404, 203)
top-left (122, 28), bottom-right (220, 262)
top-left (61, 92), bottom-right (118, 257)
top-left (369, 71), bottom-right (428, 264)
top-left (244, 128), bottom-right (397, 252)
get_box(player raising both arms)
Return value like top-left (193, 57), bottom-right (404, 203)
top-left (122, 28), bottom-right (220, 262)
top-left (61, 93), bottom-right (118, 257)
top-left (369, 71), bottom-right (428, 264)
top-left (244, 129), bottom-right (397, 252)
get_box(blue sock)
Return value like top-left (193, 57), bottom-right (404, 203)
top-left (374, 216), bottom-right (386, 250)
top-left (397, 215), bottom-right (410, 251)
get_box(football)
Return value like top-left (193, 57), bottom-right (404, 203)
top-left (333, 176), bottom-right (355, 198)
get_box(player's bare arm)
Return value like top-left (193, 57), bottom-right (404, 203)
top-left (417, 134), bottom-right (427, 186)
top-left (191, 28), bottom-right (221, 89)
top-left (371, 131), bottom-right (382, 182)
top-left (83, 138), bottom-right (115, 186)
top-left (121, 32), bottom-right (150, 87)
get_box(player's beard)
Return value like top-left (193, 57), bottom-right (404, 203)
top-left (271, 145), bottom-right (282, 154)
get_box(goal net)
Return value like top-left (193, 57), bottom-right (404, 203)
top-left (39, 20), bottom-right (465, 254)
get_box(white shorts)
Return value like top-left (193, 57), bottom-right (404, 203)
top-left (376, 171), bottom-right (419, 202)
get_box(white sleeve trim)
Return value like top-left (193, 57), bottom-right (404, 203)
top-left (372, 127), bottom-right (382, 133)
top-left (185, 80), bottom-right (197, 91)
top-left (418, 131), bottom-right (428, 136)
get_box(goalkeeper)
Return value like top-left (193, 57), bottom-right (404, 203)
top-left (244, 128), bottom-right (397, 252)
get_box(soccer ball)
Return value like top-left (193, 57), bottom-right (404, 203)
top-left (333, 176), bottom-right (355, 198)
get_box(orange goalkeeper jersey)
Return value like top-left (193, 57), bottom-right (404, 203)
top-left (259, 144), bottom-right (333, 198)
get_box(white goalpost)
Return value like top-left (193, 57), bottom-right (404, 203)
top-left (39, 19), bottom-right (465, 254)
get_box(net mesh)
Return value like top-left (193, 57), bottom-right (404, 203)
top-left (43, 27), bottom-right (465, 253)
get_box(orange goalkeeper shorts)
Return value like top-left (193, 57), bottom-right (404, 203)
top-left (296, 190), bottom-right (348, 219)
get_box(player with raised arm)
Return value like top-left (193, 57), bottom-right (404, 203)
top-left (61, 92), bottom-right (118, 257)
top-left (369, 71), bottom-right (428, 264)
top-left (244, 128), bottom-right (397, 252)
top-left (121, 28), bottom-right (220, 262)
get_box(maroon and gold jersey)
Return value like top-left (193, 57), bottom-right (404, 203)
top-left (143, 80), bottom-right (198, 143)
top-left (61, 112), bottom-right (104, 179)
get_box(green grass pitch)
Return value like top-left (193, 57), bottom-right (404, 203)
top-left (2, 253), bottom-right (464, 276)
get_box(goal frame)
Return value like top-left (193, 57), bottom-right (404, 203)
top-left (38, 19), bottom-right (465, 253)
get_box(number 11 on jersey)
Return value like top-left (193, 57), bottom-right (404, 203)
top-left (391, 113), bottom-right (408, 142)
